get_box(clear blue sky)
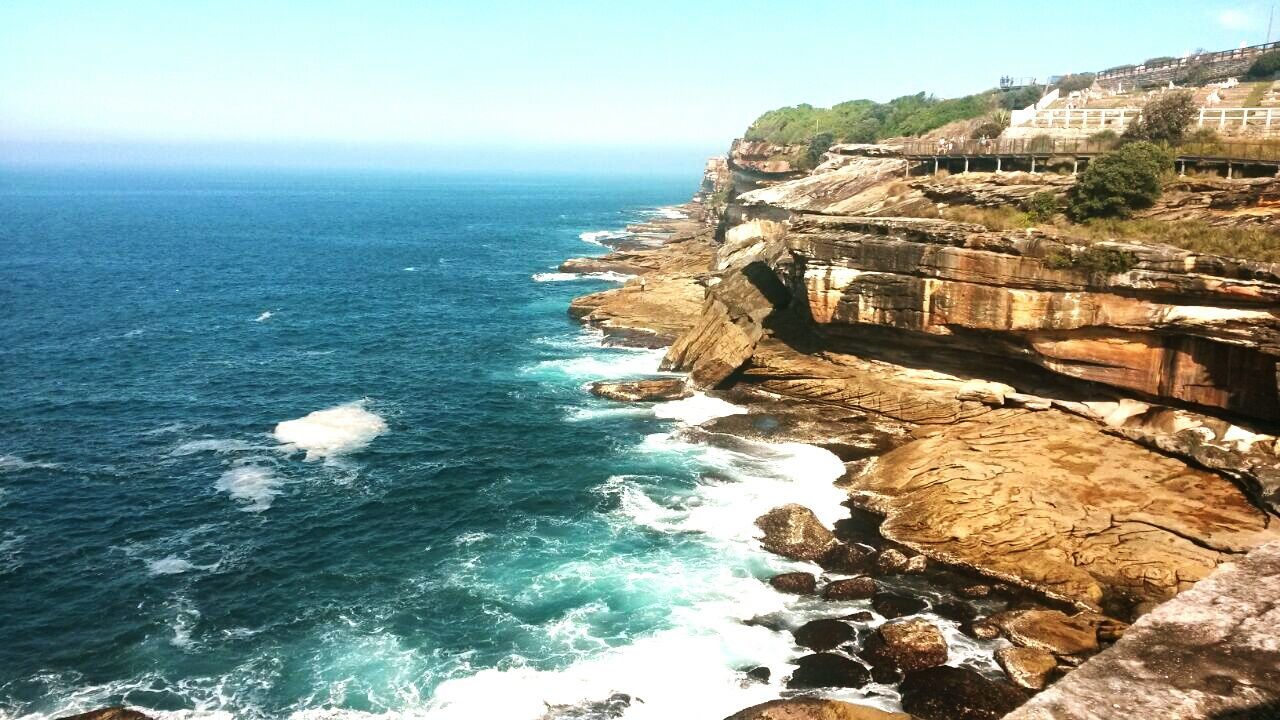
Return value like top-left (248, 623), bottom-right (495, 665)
top-left (1, 0), bottom-right (1274, 170)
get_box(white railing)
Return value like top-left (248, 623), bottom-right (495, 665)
top-left (1028, 107), bottom-right (1139, 128)
top-left (1197, 107), bottom-right (1280, 129)
top-left (1010, 88), bottom-right (1060, 127)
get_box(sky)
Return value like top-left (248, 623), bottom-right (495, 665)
top-left (1, 0), bottom-right (1277, 171)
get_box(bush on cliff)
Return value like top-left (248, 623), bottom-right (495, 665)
top-left (1046, 245), bottom-right (1137, 274)
top-left (745, 91), bottom-right (996, 144)
top-left (1247, 50), bottom-right (1280, 79)
top-left (1054, 73), bottom-right (1096, 93)
top-left (1067, 141), bottom-right (1172, 220)
top-left (1121, 91), bottom-right (1197, 145)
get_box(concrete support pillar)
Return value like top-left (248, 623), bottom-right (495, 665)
top-left (1031, 156), bottom-right (1036, 173)
top-left (964, 157), bottom-right (969, 173)
top-left (1199, 107), bottom-right (1206, 127)
top-left (1220, 111), bottom-right (1227, 130)
top-left (1227, 162), bottom-right (1233, 179)
top-left (1073, 159), bottom-right (1079, 175)
top-left (1268, 108), bottom-right (1274, 130)
top-left (1179, 160), bottom-right (1186, 176)
top-left (934, 158), bottom-right (939, 175)
top-left (996, 157), bottom-right (1002, 173)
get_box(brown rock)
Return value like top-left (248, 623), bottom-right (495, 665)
top-left (793, 619), bottom-right (855, 652)
top-left (958, 583), bottom-right (992, 598)
top-left (863, 619), bottom-right (949, 672)
top-left (725, 698), bottom-right (911, 720)
top-left (900, 666), bottom-right (1028, 720)
top-left (817, 543), bottom-right (874, 573)
top-left (755, 505), bottom-right (838, 562)
top-left (995, 610), bottom-right (1100, 656)
top-left (769, 572), bottom-right (817, 595)
top-left (871, 592), bottom-right (927, 618)
top-left (904, 555), bottom-right (927, 574)
top-left (996, 646), bottom-right (1058, 690)
top-left (822, 576), bottom-right (877, 600)
top-left (588, 378), bottom-right (691, 402)
top-left (873, 548), bottom-right (910, 575)
top-left (57, 711), bottom-right (154, 720)
top-left (853, 409), bottom-right (1279, 608)
top-left (962, 618), bottom-right (1002, 640)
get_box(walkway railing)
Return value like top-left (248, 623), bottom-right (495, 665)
top-left (1096, 41), bottom-right (1280, 81)
top-left (901, 138), bottom-right (1280, 164)
top-left (1027, 107), bottom-right (1137, 129)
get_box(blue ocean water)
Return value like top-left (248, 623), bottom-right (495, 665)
top-left (0, 168), bottom-right (887, 719)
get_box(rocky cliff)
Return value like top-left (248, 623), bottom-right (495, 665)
top-left (569, 139), bottom-right (1280, 718)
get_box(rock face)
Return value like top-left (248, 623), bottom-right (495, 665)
top-left (1005, 541), bottom-right (1280, 720)
top-left (862, 619), bottom-right (949, 672)
top-left (754, 505), bottom-right (839, 562)
top-left (588, 378), bottom-right (690, 402)
top-left (724, 698), bottom-right (912, 720)
top-left (851, 408), bottom-right (1279, 609)
top-left (900, 666), bottom-right (1028, 720)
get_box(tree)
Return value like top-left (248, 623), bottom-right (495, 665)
top-left (805, 132), bottom-right (835, 167)
top-left (1122, 91), bottom-right (1197, 145)
top-left (1247, 50), bottom-right (1280, 79)
top-left (1068, 141), bottom-right (1173, 220)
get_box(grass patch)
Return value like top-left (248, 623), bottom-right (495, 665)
top-left (1064, 218), bottom-right (1280, 263)
top-left (1245, 81), bottom-right (1271, 107)
top-left (941, 205), bottom-right (1034, 230)
top-left (1046, 246), bottom-right (1137, 273)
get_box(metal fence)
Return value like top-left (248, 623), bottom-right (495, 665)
top-left (901, 139), bottom-right (1280, 163)
top-left (1095, 41), bottom-right (1280, 81)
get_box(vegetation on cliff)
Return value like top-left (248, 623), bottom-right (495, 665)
top-left (745, 91), bottom-right (1004, 144)
top-left (1067, 141), bottom-right (1172, 220)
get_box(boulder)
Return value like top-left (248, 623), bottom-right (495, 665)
top-left (958, 583), bottom-right (992, 598)
top-left (769, 572), bottom-right (818, 595)
top-left (822, 576), bottom-right (877, 601)
top-left (817, 543), bottom-right (874, 573)
top-left (755, 505), bottom-right (838, 562)
top-left (588, 378), bottom-right (690, 402)
top-left (996, 646), bottom-right (1058, 690)
top-left (725, 698), bottom-right (912, 720)
top-left (900, 666), bottom-right (1028, 720)
top-left (873, 548), bottom-right (910, 575)
top-left (862, 619), bottom-right (949, 672)
top-left (871, 592), bottom-right (927, 618)
top-left (56, 711), bottom-right (154, 720)
top-left (904, 555), bottom-right (927, 574)
top-left (793, 619), bottom-right (855, 652)
top-left (962, 618), bottom-right (1002, 640)
top-left (932, 600), bottom-right (978, 624)
top-left (743, 666), bottom-right (771, 684)
top-left (787, 653), bottom-right (871, 689)
top-left (994, 610), bottom-right (1100, 656)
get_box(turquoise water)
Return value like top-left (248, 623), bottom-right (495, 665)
top-left (0, 168), bottom-right (870, 719)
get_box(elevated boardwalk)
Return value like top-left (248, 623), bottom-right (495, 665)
top-left (902, 139), bottom-right (1280, 177)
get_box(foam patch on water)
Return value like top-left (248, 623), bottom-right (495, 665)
top-left (254, 311), bottom-right (274, 322)
top-left (652, 393), bottom-right (747, 427)
top-left (651, 207), bottom-right (687, 220)
top-left (171, 439), bottom-right (274, 457)
top-left (531, 271), bottom-right (634, 283)
top-left (579, 230), bottom-right (629, 246)
top-left (147, 555), bottom-right (198, 575)
top-left (216, 465), bottom-right (282, 512)
top-left (0, 454), bottom-right (59, 472)
top-left (524, 348), bottom-right (668, 381)
top-left (273, 401), bottom-right (387, 460)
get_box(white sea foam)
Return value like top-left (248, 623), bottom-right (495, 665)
top-left (524, 348), bottom-right (669, 381)
top-left (652, 392), bottom-right (747, 426)
top-left (578, 230), bottom-right (629, 246)
top-left (147, 555), bottom-right (197, 575)
top-left (651, 207), bottom-right (687, 220)
top-left (254, 311), bottom-right (273, 322)
top-left (0, 454), bottom-right (59, 472)
top-left (531, 271), bottom-right (634, 283)
top-left (171, 438), bottom-right (272, 457)
top-left (215, 465), bottom-right (281, 512)
top-left (273, 401), bottom-right (387, 460)
top-left (403, 266), bottom-right (419, 272)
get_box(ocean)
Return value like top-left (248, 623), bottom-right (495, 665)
top-left (0, 168), bottom-right (985, 720)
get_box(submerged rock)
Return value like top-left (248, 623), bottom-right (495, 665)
top-left (822, 576), bottom-right (877, 600)
top-left (793, 618), bottom-right (855, 652)
top-left (538, 693), bottom-right (634, 719)
top-left (769, 571), bottom-right (817, 595)
top-left (56, 712), bottom-right (153, 720)
top-left (862, 619), bottom-right (949, 672)
top-left (787, 653), bottom-right (871, 689)
top-left (755, 504), bottom-right (838, 562)
top-left (588, 378), bottom-right (690, 402)
top-left (871, 592), bottom-right (927, 618)
top-left (725, 697), bottom-right (911, 720)
top-left (743, 666), bottom-right (771, 684)
top-left (900, 666), bottom-right (1028, 720)
top-left (996, 646), bottom-right (1058, 690)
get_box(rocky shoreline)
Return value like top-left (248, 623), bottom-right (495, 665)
top-left (562, 144), bottom-right (1280, 719)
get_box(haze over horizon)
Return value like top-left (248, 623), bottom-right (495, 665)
top-left (2, 0), bottom-right (1276, 171)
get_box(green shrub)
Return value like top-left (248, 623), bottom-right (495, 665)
top-left (1088, 129), bottom-right (1120, 144)
top-left (745, 91), bottom-right (998, 144)
top-left (1025, 191), bottom-right (1059, 221)
top-left (1046, 246), bottom-right (1138, 274)
top-left (1055, 73), bottom-right (1096, 93)
top-left (1000, 85), bottom-right (1043, 110)
top-left (805, 132), bottom-right (835, 167)
top-left (1247, 51), bottom-right (1280, 79)
top-left (1184, 127), bottom-right (1221, 143)
top-left (970, 121), bottom-right (1006, 139)
top-left (1068, 141), bottom-right (1173, 220)
top-left (1245, 81), bottom-right (1270, 106)
top-left (1144, 56), bottom-right (1176, 66)
top-left (1122, 90), bottom-right (1197, 144)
